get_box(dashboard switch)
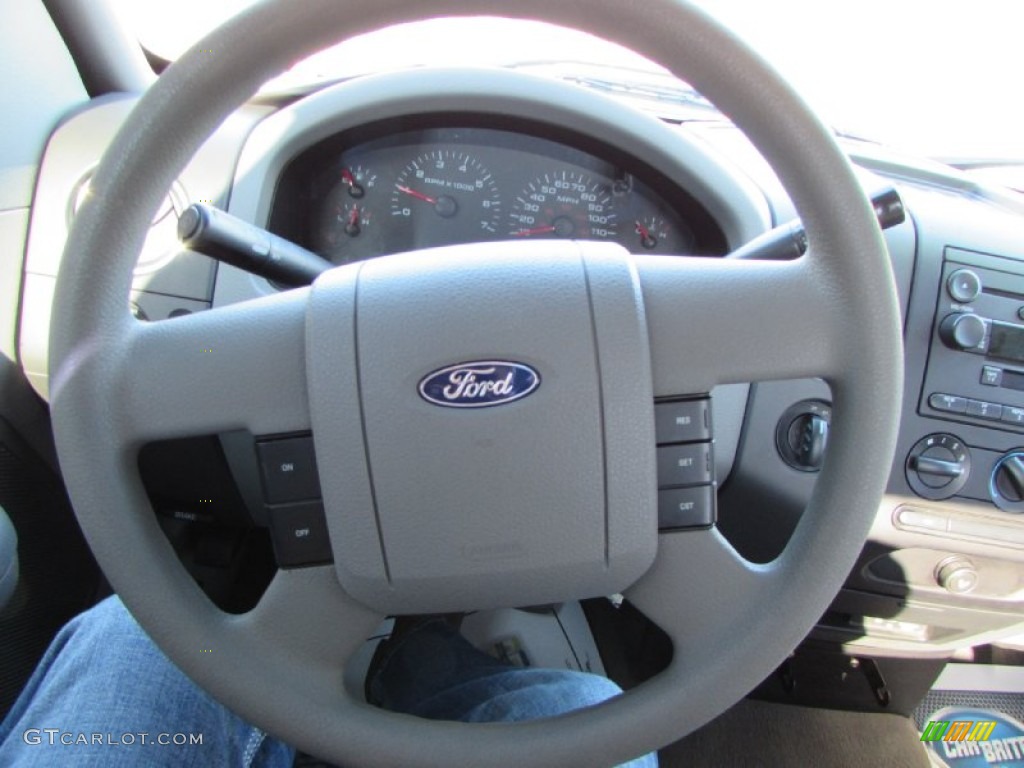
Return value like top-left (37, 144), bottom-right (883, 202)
top-left (939, 313), bottom-right (987, 352)
top-left (256, 435), bottom-right (322, 504)
top-left (928, 393), bottom-right (968, 414)
top-left (656, 443), bottom-right (712, 488)
top-left (981, 366), bottom-right (1003, 387)
top-left (657, 485), bottom-right (715, 530)
top-left (947, 269), bottom-right (982, 304)
top-left (654, 399), bottom-right (711, 444)
top-left (966, 400), bottom-right (1002, 421)
top-left (935, 557), bottom-right (978, 595)
top-left (268, 502), bottom-right (333, 567)
top-left (905, 433), bottom-right (971, 501)
top-left (990, 452), bottom-right (1024, 513)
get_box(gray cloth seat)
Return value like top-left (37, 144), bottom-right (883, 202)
top-left (0, 505), bottom-right (17, 610)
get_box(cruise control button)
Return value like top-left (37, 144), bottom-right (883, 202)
top-left (657, 443), bottom-right (713, 488)
top-left (654, 399), bottom-right (711, 444)
top-left (928, 393), bottom-right (967, 414)
top-left (256, 435), bottom-right (322, 504)
top-left (658, 485), bottom-right (715, 530)
top-left (966, 399), bottom-right (1003, 421)
top-left (268, 502), bottom-right (333, 567)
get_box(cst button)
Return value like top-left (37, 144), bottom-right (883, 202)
top-left (658, 485), bottom-right (715, 530)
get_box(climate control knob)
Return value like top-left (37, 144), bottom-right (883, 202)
top-left (905, 434), bottom-right (971, 501)
top-left (990, 452), bottom-right (1024, 513)
top-left (939, 313), bottom-right (986, 351)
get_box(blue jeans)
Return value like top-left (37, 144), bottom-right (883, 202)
top-left (0, 597), bottom-right (657, 766)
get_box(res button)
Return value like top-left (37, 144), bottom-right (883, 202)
top-left (654, 399), bottom-right (711, 444)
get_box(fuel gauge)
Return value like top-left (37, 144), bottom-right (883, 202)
top-left (628, 211), bottom-right (695, 254)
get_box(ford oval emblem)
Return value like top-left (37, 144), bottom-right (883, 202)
top-left (419, 361), bottom-right (540, 409)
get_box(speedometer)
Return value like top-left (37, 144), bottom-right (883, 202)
top-left (508, 171), bottom-right (617, 240)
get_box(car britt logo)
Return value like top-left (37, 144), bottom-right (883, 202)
top-left (920, 719), bottom-right (997, 743)
top-left (918, 708), bottom-right (1024, 766)
top-left (418, 361), bottom-right (540, 409)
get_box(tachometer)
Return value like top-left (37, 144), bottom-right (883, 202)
top-left (509, 171), bottom-right (617, 240)
top-left (389, 151), bottom-right (501, 247)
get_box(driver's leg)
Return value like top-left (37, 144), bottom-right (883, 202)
top-left (0, 595), bottom-right (294, 767)
top-left (367, 617), bottom-right (658, 767)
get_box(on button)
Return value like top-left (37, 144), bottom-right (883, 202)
top-left (256, 435), bottom-right (322, 504)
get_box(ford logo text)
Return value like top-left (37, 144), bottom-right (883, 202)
top-left (418, 361), bottom-right (540, 409)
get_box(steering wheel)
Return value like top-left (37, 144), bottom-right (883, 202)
top-left (49, 1), bottom-right (902, 765)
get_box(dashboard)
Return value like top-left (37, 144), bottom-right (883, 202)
top-left (268, 120), bottom-right (726, 264)
top-left (15, 65), bottom-right (1024, 660)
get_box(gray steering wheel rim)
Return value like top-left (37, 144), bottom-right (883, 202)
top-left (49, 1), bottom-right (903, 766)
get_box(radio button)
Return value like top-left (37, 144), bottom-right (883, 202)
top-left (966, 400), bottom-right (1003, 421)
top-left (981, 366), bottom-right (1003, 387)
top-left (939, 313), bottom-right (987, 352)
top-left (928, 393), bottom-right (968, 414)
top-left (1002, 406), bottom-right (1024, 425)
top-left (947, 269), bottom-right (982, 303)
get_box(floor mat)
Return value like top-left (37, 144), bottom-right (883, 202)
top-left (659, 699), bottom-right (931, 767)
top-left (914, 666), bottom-right (1024, 767)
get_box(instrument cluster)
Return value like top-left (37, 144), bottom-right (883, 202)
top-left (268, 120), bottom-right (727, 265)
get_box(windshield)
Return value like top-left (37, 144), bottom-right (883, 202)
top-left (112, 0), bottom-right (1022, 162)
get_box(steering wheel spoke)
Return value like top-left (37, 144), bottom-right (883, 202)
top-left (113, 290), bottom-right (311, 443)
top-left (626, 529), bottom-right (776, 657)
top-left (637, 254), bottom-right (839, 395)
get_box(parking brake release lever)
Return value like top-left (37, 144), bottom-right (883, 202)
top-left (727, 186), bottom-right (905, 261)
top-left (178, 203), bottom-right (331, 287)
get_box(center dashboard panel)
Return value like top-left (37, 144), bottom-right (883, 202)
top-left (266, 118), bottom-right (727, 265)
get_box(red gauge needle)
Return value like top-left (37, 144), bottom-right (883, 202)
top-left (341, 168), bottom-right (365, 198)
top-left (396, 185), bottom-right (437, 205)
top-left (511, 225), bottom-right (557, 237)
top-left (348, 206), bottom-right (360, 227)
top-left (635, 220), bottom-right (651, 239)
